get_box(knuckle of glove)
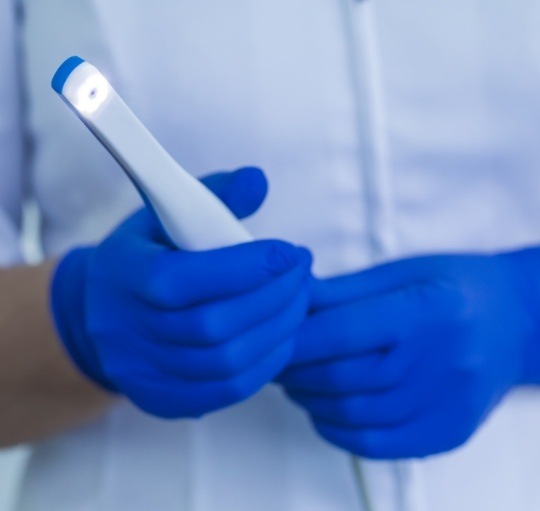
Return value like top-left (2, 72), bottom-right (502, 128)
top-left (139, 252), bottom-right (188, 308)
top-left (354, 435), bottom-right (384, 459)
top-left (211, 343), bottom-right (249, 379)
top-left (314, 420), bottom-right (377, 458)
top-left (262, 241), bottom-right (306, 278)
top-left (220, 374), bottom-right (256, 407)
top-left (303, 398), bottom-right (352, 426)
top-left (321, 364), bottom-right (350, 391)
top-left (141, 263), bottom-right (176, 307)
top-left (188, 308), bottom-right (230, 345)
top-left (334, 398), bottom-right (360, 425)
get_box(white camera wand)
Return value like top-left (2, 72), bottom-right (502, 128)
top-left (52, 56), bottom-right (253, 251)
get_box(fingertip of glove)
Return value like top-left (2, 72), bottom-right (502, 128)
top-left (297, 246), bottom-right (314, 268)
top-left (264, 241), bottom-right (313, 276)
top-left (228, 166), bottom-right (268, 219)
top-left (235, 166), bottom-right (267, 189)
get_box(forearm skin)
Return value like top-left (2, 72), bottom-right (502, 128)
top-left (0, 260), bottom-right (115, 447)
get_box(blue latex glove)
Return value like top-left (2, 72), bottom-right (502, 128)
top-left (52, 167), bottom-right (313, 419)
top-left (279, 250), bottom-right (540, 458)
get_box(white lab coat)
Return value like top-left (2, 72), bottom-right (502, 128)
top-left (2, 0), bottom-right (540, 509)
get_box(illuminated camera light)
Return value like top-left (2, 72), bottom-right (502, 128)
top-left (54, 59), bottom-right (112, 116)
top-left (73, 73), bottom-right (110, 115)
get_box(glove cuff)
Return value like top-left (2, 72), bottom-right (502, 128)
top-left (51, 247), bottom-right (117, 392)
top-left (503, 248), bottom-right (540, 385)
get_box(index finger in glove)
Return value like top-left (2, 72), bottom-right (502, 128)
top-left (132, 240), bottom-right (312, 309)
top-left (290, 288), bottom-right (421, 366)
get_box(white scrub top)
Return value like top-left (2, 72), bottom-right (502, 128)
top-left (2, 0), bottom-right (540, 509)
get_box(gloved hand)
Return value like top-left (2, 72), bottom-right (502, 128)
top-left (278, 250), bottom-right (540, 458)
top-left (52, 167), bottom-right (313, 419)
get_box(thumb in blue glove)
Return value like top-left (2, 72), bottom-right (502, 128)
top-left (52, 167), bottom-right (313, 419)
top-left (279, 249), bottom-right (540, 458)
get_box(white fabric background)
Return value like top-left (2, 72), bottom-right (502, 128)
top-left (0, 448), bottom-right (28, 511)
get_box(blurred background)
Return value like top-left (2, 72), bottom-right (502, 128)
top-left (0, 448), bottom-right (28, 510)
